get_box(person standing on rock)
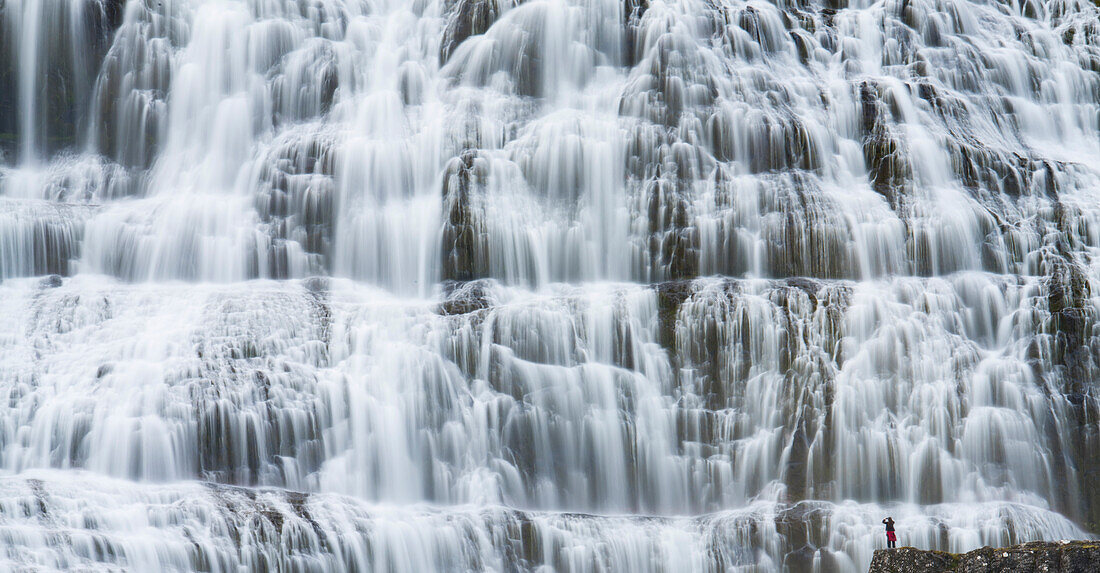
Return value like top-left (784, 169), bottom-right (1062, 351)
top-left (882, 517), bottom-right (897, 549)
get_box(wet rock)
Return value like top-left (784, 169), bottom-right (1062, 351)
top-left (0, 0), bottom-right (126, 161)
top-left (655, 279), bottom-right (694, 351)
top-left (868, 541), bottom-right (1100, 573)
top-left (1045, 255), bottom-right (1095, 394)
top-left (642, 174), bottom-right (700, 281)
top-left (441, 0), bottom-right (522, 63)
top-left (0, 47), bottom-right (14, 162)
top-left (624, 0), bottom-right (648, 25)
top-left (861, 82), bottom-right (910, 209)
top-left (303, 276), bottom-right (332, 349)
top-left (302, 276), bottom-right (329, 294)
top-left (253, 130), bottom-right (336, 276)
top-left (438, 279), bottom-right (493, 316)
top-left (0, 202), bottom-right (85, 280)
top-left (868, 547), bottom-right (959, 572)
top-left (623, 0), bottom-right (649, 65)
top-left (39, 274), bottom-right (63, 289)
top-left (441, 151), bottom-right (492, 281)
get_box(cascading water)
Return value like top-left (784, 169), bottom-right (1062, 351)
top-left (1, 0), bottom-right (1098, 569)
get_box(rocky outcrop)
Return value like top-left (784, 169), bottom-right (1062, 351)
top-left (868, 542), bottom-right (1100, 573)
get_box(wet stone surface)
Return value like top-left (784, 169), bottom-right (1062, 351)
top-left (869, 542), bottom-right (1100, 573)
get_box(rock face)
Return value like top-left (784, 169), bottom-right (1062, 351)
top-left (868, 542), bottom-right (1100, 573)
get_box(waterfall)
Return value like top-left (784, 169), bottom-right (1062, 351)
top-left (1, 0), bottom-right (1099, 570)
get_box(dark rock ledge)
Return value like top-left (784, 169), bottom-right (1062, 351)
top-left (868, 542), bottom-right (1100, 573)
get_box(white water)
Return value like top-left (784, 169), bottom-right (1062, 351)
top-left (1, 0), bottom-right (1099, 570)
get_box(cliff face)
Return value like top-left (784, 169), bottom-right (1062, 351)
top-left (868, 542), bottom-right (1100, 573)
